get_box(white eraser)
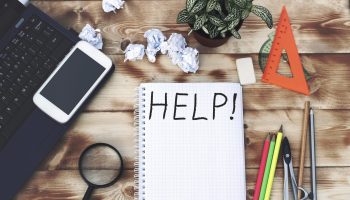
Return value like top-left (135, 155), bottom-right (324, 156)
top-left (236, 57), bottom-right (256, 85)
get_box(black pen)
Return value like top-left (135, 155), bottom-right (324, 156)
top-left (310, 108), bottom-right (317, 200)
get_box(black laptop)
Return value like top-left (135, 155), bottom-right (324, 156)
top-left (0, 0), bottom-right (114, 199)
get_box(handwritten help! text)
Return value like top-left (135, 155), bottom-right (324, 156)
top-left (148, 92), bottom-right (238, 121)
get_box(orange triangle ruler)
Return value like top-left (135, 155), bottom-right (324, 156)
top-left (262, 6), bottom-right (310, 95)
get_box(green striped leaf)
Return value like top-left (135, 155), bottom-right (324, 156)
top-left (251, 5), bottom-right (273, 28)
top-left (208, 15), bottom-right (225, 27)
top-left (225, 0), bottom-right (233, 12)
top-left (215, 2), bottom-right (222, 12)
top-left (241, 9), bottom-right (250, 19)
top-left (202, 26), bottom-right (209, 34)
top-left (228, 18), bottom-right (240, 30)
top-left (207, 24), bottom-right (220, 38)
top-left (190, 0), bottom-right (207, 14)
top-left (220, 27), bottom-right (228, 33)
top-left (224, 7), bottom-right (240, 21)
top-left (221, 32), bottom-right (226, 38)
top-left (234, 0), bottom-right (246, 8)
top-left (177, 9), bottom-right (195, 24)
top-left (194, 14), bottom-right (208, 30)
top-left (231, 29), bottom-right (241, 39)
top-left (186, 0), bottom-right (198, 12)
top-left (206, 0), bottom-right (217, 12)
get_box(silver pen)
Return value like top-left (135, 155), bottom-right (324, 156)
top-left (309, 108), bottom-right (317, 200)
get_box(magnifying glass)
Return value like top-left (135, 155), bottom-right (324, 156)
top-left (79, 143), bottom-right (124, 200)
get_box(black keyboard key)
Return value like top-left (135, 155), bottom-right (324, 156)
top-left (30, 56), bottom-right (44, 69)
top-left (4, 103), bottom-right (18, 116)
top-left (28, 77), bottom-right (41, 87)
top-left (13, 96), bottom-right (26, 106)
top-left (28, 16), bottom-right (38, 25)
top-left (1, 93), bottom-right (12, 104)
top-left (46, 34), bottom-right (62, 51)
top-left (8, 83), bottom-right (20, 94)
top-left (33, 21), bottom-right (45, 33)
top-left (10, 37), bottom-right (20, 45)
top-left (2, 60), bottom-right (11, 68)
top-left (0, 79), bottom-right (11, 89)
top-left (35, 68), bottom-right (48, 80)
top-left (4, 45), bottom-right (11, 52)
top-left (51, 38), bottom-right (71, 61)
top-left (0, 113), bottom-right (10, 125)
top-left (17, 30), bottom-right (26, 38)
top-left (28, 46), bottom-right (37, 55)
top-left (10, 51), bottom-right (20, 60)
top-left (42, 27), bottom-right (54, 39)
top-left (24, 32), bottom-right (35, 43)
top-left (19, 85), bottom-right (31, 96)
top-left (35, 38), bottom-right (45, 47)
top-left (43, 59), bottom-right (56, 70)
top-left (15, 74), bottom-right (27, 86)
top-left (22, 23), bottom-right (31, 32)
top-left (19, 52), bottom-right (31, 64)
top-left (25, 64), bottom-right (35, 74)
top-left (37, 50), bottom-right (46, 59)
top-left (5, 72), bottom-right (16, 81)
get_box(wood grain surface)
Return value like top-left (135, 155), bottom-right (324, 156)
top-left (14, 0), bottom-right (350, 199)
top-left (32, 0), bottom-right (350, 54)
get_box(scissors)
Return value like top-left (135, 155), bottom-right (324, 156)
top-left (282, 137), bottom-right (311, 200)
top-left (282, 137), bottom-right (298, 200)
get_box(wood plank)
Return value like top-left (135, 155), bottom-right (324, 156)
top-left (15, 168), bottom-right (350, 199)
top-left (32, 0), bottom-right (350, 54)
top-left (80, 54), bottom-right (350, 111)
top-left (40, 109), bottom-right (350, 171)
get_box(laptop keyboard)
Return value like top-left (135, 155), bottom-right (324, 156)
top-left (0, 16), bottom-right (73, 148)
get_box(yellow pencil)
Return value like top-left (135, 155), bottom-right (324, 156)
top-left (264, 125), bottom-right (283, 200)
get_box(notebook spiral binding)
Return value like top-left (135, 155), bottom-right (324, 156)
top-left (134, 87), bottom-right (146, 200)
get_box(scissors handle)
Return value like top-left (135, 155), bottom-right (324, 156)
top-left (298, 187), bottom-right (310, 200)
top-left (282, 137), bottom-right (292, 164)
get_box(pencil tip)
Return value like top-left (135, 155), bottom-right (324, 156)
top-left (279, 125), bottom-right (283, 132)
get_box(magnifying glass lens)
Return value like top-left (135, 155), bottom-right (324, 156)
top-left (80, 145), bottom-right (122, 186)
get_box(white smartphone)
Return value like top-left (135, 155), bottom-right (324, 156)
top-left (33, 41), bottom-right (113, 124)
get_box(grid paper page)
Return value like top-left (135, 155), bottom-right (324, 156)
top-left (138, 83), bottom-right (246, 200)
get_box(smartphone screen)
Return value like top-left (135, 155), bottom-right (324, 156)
top-left (40, 49), bottom-right (105, 114)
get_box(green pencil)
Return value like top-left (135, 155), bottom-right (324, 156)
top-left (259, 134), bottom-right (276, 200)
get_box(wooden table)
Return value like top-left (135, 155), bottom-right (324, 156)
top-left (16, 0), bottom-right (350, 199)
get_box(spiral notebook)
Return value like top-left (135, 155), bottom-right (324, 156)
top-left (135, 83), bottom-right (246, 200)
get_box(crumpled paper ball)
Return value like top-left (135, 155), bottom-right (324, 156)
top-left (124, 44), bottom-right (145, 62)
top-left (102, 0), bottom-right (125, 13)
top-left (160, 33), bottom-right (199, 73)
top-left (177, 47), bottom-right (199, 73)
top-left (160, 33), bottom-right (187, 55)
top-left (78, 24), bottom-right (103, 50)
top-left (144, 29), bottom-right (166, 63)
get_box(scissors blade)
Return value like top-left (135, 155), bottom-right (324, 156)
top-left (283, 160), bottom-right (289, 200)
top-left (289, 160), bottom-right (298, 200)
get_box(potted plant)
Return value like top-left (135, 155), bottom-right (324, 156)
top-left (177, 0), bottom-right (273, 47)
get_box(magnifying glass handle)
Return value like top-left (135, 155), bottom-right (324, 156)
top-left (82, 186), bottom-right (94, 200)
